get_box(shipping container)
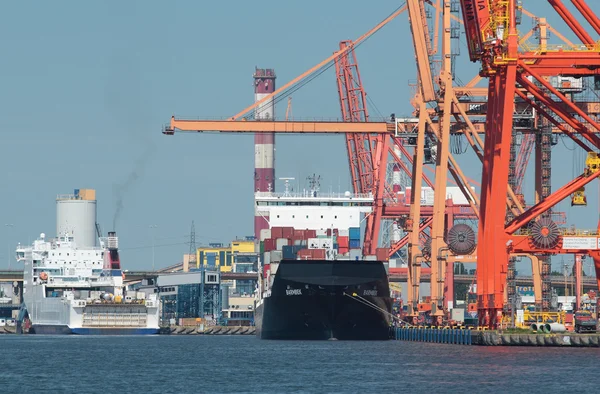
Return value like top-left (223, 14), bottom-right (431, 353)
top-left (306, 230), bottom-right (317, 238)
top-left (318, 239), bottom-right (333, 249)
top-left (337, 236), bottom-right (349, 248)
top-left (349, 239), bottom-right (360, 249)
top-left (260, 228), bottom-right (272, 242)
top-left (271, 227), bottom-right (283, 239)
top-left (259, 241), bottom-right (265, 254)
top-left (293, 229), bottom-right (305, 239)
top-left (338, 246), bottom-right (349, 255)
top-left (264, 238), bottom-right (276, 252)
top-left (276, 238), bottom-right (290, 250)
top-left (293, 239), bottom-right (306, 246)
top-left (270, 250), bottom-right (283, 263)
top-left (338, 229), bottom-right (349, 237)
top-left (263, 264), bottom-right (270, 278)
top-left (316, 229), bottom-right (327, 237)
top-left (298, 249), bottom-right (312, 259)
top-left (349, 227), bottom-right (361, 240)
top-left (311, 249), bottom-right (326, 259)
top-left (307, 238), bottom-right (320, 249)
top-left (364, 255), bottom-right (377, 261)
top-left (282, 245), bottom-right (296, 260)
top-left (281, 227), bottom-right (294, 239)
top-left (263, 252), bottom-right (271, 265)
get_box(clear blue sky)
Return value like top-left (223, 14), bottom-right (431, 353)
top-left (0, 0), bottom-right (599, 273)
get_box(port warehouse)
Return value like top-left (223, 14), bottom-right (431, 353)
top-left (131, 243), bottom-right (258, 327)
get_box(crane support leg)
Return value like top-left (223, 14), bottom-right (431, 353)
top-left (590, 251), bottom-right (600, 294)
top-left (430, 71), bottom-right (453, 317)
top-left (477, 66), bottom-right (517, 328)
top-left (406, 102), bottom-right (428, 316)
top-left (575, 254), bottom-right (583, 311)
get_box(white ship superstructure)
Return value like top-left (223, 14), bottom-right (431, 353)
top-left (255, 178), bottom-right (373, 231)
top-left (16, 189), bottom-right (159, 335)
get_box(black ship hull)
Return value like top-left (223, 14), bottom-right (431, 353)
top-left (255, 260), bottom-right (392, 340)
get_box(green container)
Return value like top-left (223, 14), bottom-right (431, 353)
top-left (260, 241), bottom-right (265, 254)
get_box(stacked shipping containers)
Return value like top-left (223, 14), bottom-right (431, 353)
top-left (259, 226), bottom-right (372, 289)
top-left (349, 227), bottom-right (361, 261)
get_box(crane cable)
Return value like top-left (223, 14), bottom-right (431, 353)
top-left (343, 292), bottom-right (413, 327)
top-left (252, 3), bottom-right (407, 120)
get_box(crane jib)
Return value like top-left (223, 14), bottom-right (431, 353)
top-left (460, 0), bottom-right (491, 61)
top-left (463, 0), bottom-right (487, 21)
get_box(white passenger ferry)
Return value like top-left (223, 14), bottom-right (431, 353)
top-left (17, 231), bottom-right (159, 335)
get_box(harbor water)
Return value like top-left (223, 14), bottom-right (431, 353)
top-left (0, 335), bottom-right (597, 393)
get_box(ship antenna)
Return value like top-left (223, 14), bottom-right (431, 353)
top-left (278, 177), bottom-right (294, 197)
top-left (307, 174), bottom-right (320, 197)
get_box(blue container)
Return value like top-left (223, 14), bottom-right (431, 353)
top-left (349, 227), bottom-right (361, 240)
top-left (292, 245), bottom-right (304, 254)
top-left (349, 239), bottom-right (360, 249)
top-left (282, 245), bottom-right (296, 259)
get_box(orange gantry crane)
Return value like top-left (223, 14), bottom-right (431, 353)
top-left (164, 2), bottom-right (600, 327)
top-left (458, 0), bottom-right (600, 327)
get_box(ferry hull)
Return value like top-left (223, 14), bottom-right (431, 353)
top-left (71, 327), bottom-right (159, 335)
top-left (31, 325), bottom-right (158, 335)
top-left (256, 260), bottom-right (393, 340)
top-left (30, 325), bottom-right (73, 335)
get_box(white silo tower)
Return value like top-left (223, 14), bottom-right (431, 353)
top-left (56, 189), bottom-right (97, 248)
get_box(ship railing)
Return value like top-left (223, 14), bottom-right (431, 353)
top-left (56, 194), bottom-right (81, 200)
top-left (46, 277), bottom-right (114, 286)
top-left (255, 191), bottom-right (374, 199)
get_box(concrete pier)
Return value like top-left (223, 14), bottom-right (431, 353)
top-left (393, 327), bottom-right (600, 347)
top-left (160, 325), bottom-right (256, 335)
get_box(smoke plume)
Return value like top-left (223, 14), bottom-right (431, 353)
top-left (112, 142), bottom-right (155, 230)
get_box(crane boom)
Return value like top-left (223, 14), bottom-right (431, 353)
top-left (407, 0), bottom-right (436, 101)
top-left (460, 0), bottom-right (492, 61)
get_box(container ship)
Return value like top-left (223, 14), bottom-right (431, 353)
top-left (15, 189), bottom-right (159, 335)
top-left (253, 180), bottom-right (393, 340)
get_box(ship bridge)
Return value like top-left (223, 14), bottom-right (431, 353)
top-left (255, 191), bottom-right (373, 231)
